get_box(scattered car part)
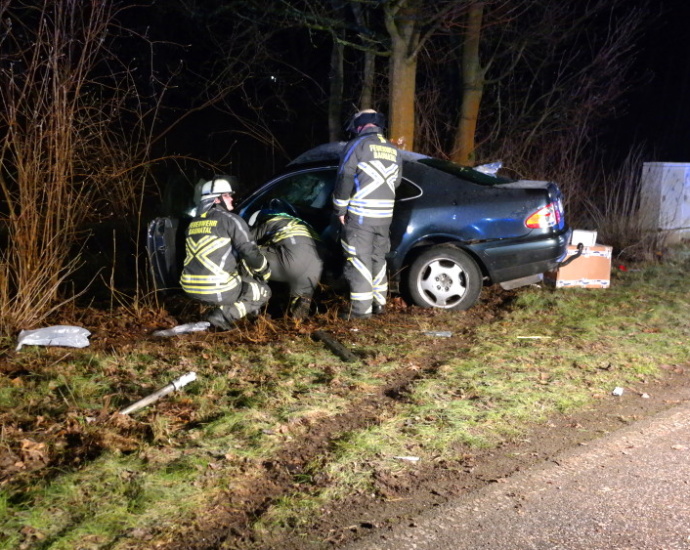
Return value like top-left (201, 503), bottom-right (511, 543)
top-left (312, 330), bottom-right (358, 363)
top-left (499, 273), bottom-right (543, 290)
top-left (152, 322), bottom-right (211, 338)
top-left (119, 372), bottom-right (197, 415)
top-left (422, 331), bottom-right (453, 337)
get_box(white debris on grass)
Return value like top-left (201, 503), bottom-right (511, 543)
top-left (152, 322), bottom-right (211, 337)
top-left (16, 326), bottom-right (91, 351)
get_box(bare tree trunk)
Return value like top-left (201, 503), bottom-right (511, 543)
top-left (451, 2), bottom-right (486, 165)
top-left (328, 37), bottom-right (345, 142)
top-left (385, 0), bottom-right (422, 150)
top-left (350, 0), bottom-right (376, 110)
top-left (359, 47), bottom-right (376, 110)
top-left (389, 41), bottom-right (418, 150)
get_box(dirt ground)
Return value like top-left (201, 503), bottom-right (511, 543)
top-left (154, 287), bottom-right (690, 550)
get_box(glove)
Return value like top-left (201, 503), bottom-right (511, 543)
top-left (253, 262), bottom-right (271, 282)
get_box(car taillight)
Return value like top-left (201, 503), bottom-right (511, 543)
top-left (525, 203), bottom-right (559, 229)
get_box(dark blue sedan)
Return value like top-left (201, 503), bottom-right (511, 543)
top-left (148, 143), bottom-right (570, 310)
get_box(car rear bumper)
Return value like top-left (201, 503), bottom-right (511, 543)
top-left (477, 229), bottom-right (571, 283)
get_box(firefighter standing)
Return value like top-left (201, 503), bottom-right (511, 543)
top-left (333, 109), bottom-right (402, 320)
top-left (249, 210), bottom-right (324, 319)
top-left (180, 176), bottom-right (271, 330)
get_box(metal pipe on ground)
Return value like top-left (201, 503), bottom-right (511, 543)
top-left (119, 372), bottom-right (197, 415)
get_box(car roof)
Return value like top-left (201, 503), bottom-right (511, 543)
top-left (287, 142), bottom-right (513, 186)
top-left (288, 142), bottom-right (430, 166)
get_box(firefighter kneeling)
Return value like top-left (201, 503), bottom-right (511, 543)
top-left (180, 176), bottom-right (271, 330)
top-left (249, 209), bottom-right (324, 319)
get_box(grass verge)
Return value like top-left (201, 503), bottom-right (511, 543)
top-left (0, 245), bottom-right (688, 549)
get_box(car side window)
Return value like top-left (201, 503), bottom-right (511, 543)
top-left (264, 169), bottom-right (336, 208)
top-left (396, 179), bottom-right (421, 201)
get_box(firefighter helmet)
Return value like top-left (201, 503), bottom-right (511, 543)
top-left (345, 109), bottom-right (386, 135)
top-left (200, 175), bottom-right (238, 198)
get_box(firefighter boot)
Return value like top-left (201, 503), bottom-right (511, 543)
top-left (205, 308), bottom-right (234, 331)
top-left (288, 296), bottom-right (312, 320)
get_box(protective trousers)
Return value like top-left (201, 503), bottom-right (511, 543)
top-left (220, 276), bottom-right (271, 321)
top-left (341, 221), bottom-right (390, 315)
top-left (261, 245), bottom-right (322, 299)
top-left (187, 275), bottom-right (271, 323)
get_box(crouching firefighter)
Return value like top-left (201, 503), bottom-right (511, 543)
top-left (249, 209), bottom-right (324, 319)
top-left (180, 176), bottom-right (271, 330)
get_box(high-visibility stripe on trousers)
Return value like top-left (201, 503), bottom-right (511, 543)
top-left (341, 222), bottom-right (390, 316)
top-left (185, 275), bottom-right (271, 322)
top-left (219, 278), bottom-right (271, 322)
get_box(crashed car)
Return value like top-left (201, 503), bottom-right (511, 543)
top-left (148, 142), bottom-right (571, 311)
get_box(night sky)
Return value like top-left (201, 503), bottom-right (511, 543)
top-left (612, 0), bottom-right (690, 161)
top-left (131, 1), bottom-right (690, 177)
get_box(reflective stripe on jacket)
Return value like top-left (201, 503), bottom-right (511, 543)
top-left (333, 128), bottom-right (402, 226)
top-left (180, 206), bottom-right (267, 295)
top-left (252, 213), bottom-right (320, 246)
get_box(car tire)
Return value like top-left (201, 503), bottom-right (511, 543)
top-left (406, 245), bottom-right (482, 310)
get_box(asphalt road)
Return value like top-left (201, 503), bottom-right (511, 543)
top-left (342, 401), bottom-right (690, 550)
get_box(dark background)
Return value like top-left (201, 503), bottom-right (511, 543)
top-left (610, 1), bottom-right (690, 161)
top-left (120, 0), bottom-right (690, 197)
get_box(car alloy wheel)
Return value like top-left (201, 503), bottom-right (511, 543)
top-left (407, 245), bottom-right (482, 310)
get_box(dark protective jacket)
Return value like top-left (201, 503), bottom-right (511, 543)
top-left (180, 205), bottom-right (269, 296)
top-left (251, 212), bottom-right (324, 298)
top-left (252, 212), bottom-right (321, 258)
top-left (333, 127), bottom-right (402, 226)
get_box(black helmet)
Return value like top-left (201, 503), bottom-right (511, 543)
top-left (346, 109), bottom-right (386, 135)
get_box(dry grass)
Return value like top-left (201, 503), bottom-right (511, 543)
top-left (0, 2), bottom-right (115, 333)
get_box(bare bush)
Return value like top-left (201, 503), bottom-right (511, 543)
top-left (0, 1), bottom-right (164, 334)
top-left (476, 0), bottom-right (650, 166)
top-left (580, 146), bottom-right (664, 261)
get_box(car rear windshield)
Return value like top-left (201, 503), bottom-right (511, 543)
top-left (419, 158), bottom-right (513, 186)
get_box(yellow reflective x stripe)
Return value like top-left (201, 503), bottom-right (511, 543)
top-left (373, 265), bottom-right (387, 286)
top-left (355, 161), bottom-right (399, 199)
top-left (184, 236), bottom-right (232, 276)
top-left (347, 256), bottom-right (372, 283)
top-left (341, 239), bottom-right (357, 256)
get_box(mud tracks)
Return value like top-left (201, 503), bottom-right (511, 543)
top-left (163, 293), bottom-right (515, 550)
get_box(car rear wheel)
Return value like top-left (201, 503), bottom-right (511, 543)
top-left (406, 246), bottom-right (482, 310)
